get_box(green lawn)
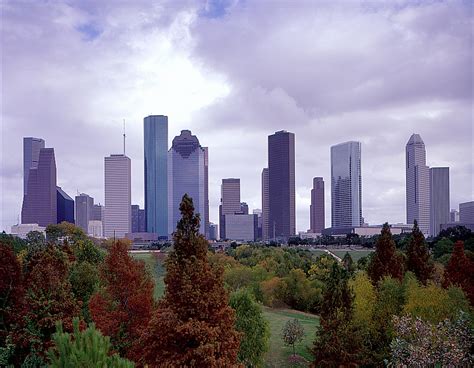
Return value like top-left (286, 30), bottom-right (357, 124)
top-left (330, 249), bottom-right (373, 262)
top-left (310, 250), bottom-right (326, 258)
top-left (131, 252), bottom-right (165, 300)
top-left (263, 307), bottom-right (319, 368)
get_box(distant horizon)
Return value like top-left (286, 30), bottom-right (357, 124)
top-left (1, 0), bottom-right (473, 232)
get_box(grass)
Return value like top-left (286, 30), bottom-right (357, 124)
top-left (131, 252), bottom-right (165, 299)
top-left (263, 307), bottom-right (319, 368)
top-left (330, 249), bottom-right (373, 262)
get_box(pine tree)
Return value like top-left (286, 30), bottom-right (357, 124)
top-left (311, 263), bottom-right (361, 367)
top-left (367, 223), bottom-right (403, 285)
top-left (406, 220), bottom-right (433, 284)
top-left (443, 241), bottom-right (474, 305)
top-left (137, 194), bottom-right (241, 367)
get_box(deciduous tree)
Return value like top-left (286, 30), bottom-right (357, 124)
top-left (442, 241), bottom-right (474, 305)
top-left (281, 319), bottom-right (304, 357)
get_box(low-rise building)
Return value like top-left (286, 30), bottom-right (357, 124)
top-left (225, 213), bottom-right (257, 242)
top-left (11, 223), bottom-right (46, 239)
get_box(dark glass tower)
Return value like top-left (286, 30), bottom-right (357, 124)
top-left (144, 115), bottom-right (168, 237)
top-left (310, 177), bottom-right (325, 233)
top-left (21, 148), bottom-right (57, 226)
top-left (23, 137), bottom-right (45, 195)
top-left (57, 186), bottom-right (74, 224)
top-left (268, 131), bottom-right (295, 240)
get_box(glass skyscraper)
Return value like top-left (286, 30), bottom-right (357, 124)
top-left (168, 130), bottom-right (207, 237)
top-left (144, 115), bottom-right (168, 237)
top-left (57, 186), bottom-right (74, 224)
top-left (429, 167), bottom-right (450, 237)
top-left (23, 137), bottom-right (45, 195)
top-left (310, 177), bottom-right (325, 233)
top-left (330, 141), bottom-right (362, 228)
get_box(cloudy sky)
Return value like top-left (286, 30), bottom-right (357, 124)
top-left (1, 0), bottom-right (473, 233)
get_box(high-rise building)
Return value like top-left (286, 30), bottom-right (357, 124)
top-left (225, 213), bottom-right (258, 242)
top-left (57, 186), bottom-right (74, 224)
top-left (459, 201), bottom-right (474, 223)
top-left (104, 154), bottom-right (131, 238)
top-left (131, 204), bottom-right (146, 233)
top-left (208, 222), bottom-right (218, 241)
top-left (144, 115), bottom-right (168, 236)
top-left (310, 177), bottom-right (325, 233)
top-left (450, 209), bottom-right (459, 223)
top-left (331, 141), bottom-right (362, 228)
top-left (91, 204), bottom-right (103, 221)
top-left (406, 134), bottom-right (430, 235)
top-left (220, 178), bottom-right (241, 239)
top-left (429, 167), bottom-right (450, 237)
top-left (23, 137), bottom-right (45, 195)
top-left (75, 193), bottom-right (94, 232)
top-left (268, 131), bottom-right (296, 240)
top-left (168, 130), bottom-right (207, 237)
top-left (91, 204), bottom-right (104, 237)
top-left (253, 209), bottom-right (263, 240)
top-left (261, 168), bottom-right (269, 241)
top-left (240, 202), bottom-right (249, 215)
top-left (21, 148), bottom-right (57, 227)
top-left (88, 220), bottom-right (103, 238)
top-left (203, 147), bottom-right (210, 239)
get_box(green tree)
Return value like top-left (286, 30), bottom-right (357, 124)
top-left (282, 269), bottom-right (322, 312)
top-left (433, 237), bottom-right (454, 259)
top-left (230, 290), bottom-right (269, 367)
top-left (406, 221), bottom-right (433, 284)
top-left (342, 252), bottom-right (355, 274)
top-left (48, 318), bottom-right (133, 367)
top-left (281, 319), bottom-right (304, 357)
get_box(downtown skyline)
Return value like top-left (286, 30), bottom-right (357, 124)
top-left (1, 1), bottom-right (472, 232)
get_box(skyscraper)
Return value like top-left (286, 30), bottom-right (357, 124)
top-left (203, 147), bottom-right (210, 239)
top-left (75, 193), bottom-right (94, 232)
top-left (268, 131), bottom-right (296, 240)
top-left (56, 186), bottom-right (74, 224)
top-left (459, 201), bottom-right (474, 223)
top-left (168, 130), bottom-right (207, 237)
top-left (21, 148), bottom-right (57, 227)
top-left (310, 177), bottom-right (325, 233)
top-left (220, 178), bottom-right (241, 239)
top-left (406, 134), bottom-right (430, 235)
top-left (131, 204), bottom-right (146, 233)
top-left (104, 154), bottom-right (131, 238)
top-left (261, 168), bottom-right (269, 241)
top-left (331, 141), bottom-right (362, 228)
top-left (429, 167), bottom-right (450, 236)
top-left (23, 137), bottom-right (45, 195)
top-left (144, 115), bottom-right (168, 237)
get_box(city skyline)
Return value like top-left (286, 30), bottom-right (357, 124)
top-left (1, 1), bottom-right (473, 232)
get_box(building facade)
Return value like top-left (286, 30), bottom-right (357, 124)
top-left (208, 222), bottom-right (218, 241)
top-left (219, 178), bottom-right (241, 239)
top-left (75, 193), bottom-right (94, 232)
top-left (23, 137), bottom-right (45, 195)
top-left (459, 201), bottom-right (474, 223)
top-left (88, 220), bottom-right (103, 238)
top-left (261, 168), bottom-right (269, 241)
top-left (429, 167), bottom-right (450, 237)
top-left (310, 177), bottom-right (325, 233)
top-left (168, 130), bottom-right (207, 237)
top-left (131, 204), bottom-right (146, 233)
top-left (331, 141), bottom-right (362, 228)
top-left (56, 186), bottom-right (74, 224)
top-left (450, 210), bottom-right (459, 223)
top-left (406, 134), bottom-right (430, 235)
top-left (21, 148), bottom-right (57, 227)
top-left (225, 213), bottom-right (258, 242)
top-left (144, 115), bottom-right (168, 237)
top-left (268, 131), bottom-right (296, 240)
top-left (104, 154), bottom-right (131, 238)
top-left (11, 223), bottom-right (46, 239)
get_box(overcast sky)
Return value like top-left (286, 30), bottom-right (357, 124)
top-left (1, 0), bottom-right (473, 233)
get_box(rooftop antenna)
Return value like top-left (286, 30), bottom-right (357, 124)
top-left (123, 119), bottom-right (126, 155)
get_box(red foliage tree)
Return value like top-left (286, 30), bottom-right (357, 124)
top-left (443, 241), bottom-right (474, 305)
top-left (137, 194), bottom-right (241, 367)
top-left (89, 240), bottom-right (154, 359)
top-left (368, 223), bottom-right (403, 285)
top-left (406, 220), bottom-right (433, 285)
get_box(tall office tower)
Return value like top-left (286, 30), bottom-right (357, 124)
top-left (208, 223), bottom-right (218, 241)
top-left (90, 204), bottom-right (104, 237)
top-left (406, 134), bottom-right (430, 235)
top-left (240, 202), bottom-right (249, 215)
top-left (75, 193), bottom-right (94, 232)
top-left (459, 201), bottom-right (474, 223)
top-left (104, 154), bottom-right (131, 238)
top-left (268, 131), bottom-right (296, 240)
top-left (219, 178), bottom-right (241, 239)
top-left (261, 168), bottom-right (269, 241)
top-left (144, 115), bottom-right (168, 236)
top-left (131, 205), bottom-right (147, 233)
top-left (450, 209), bottom-right (459, 223)
top-left (23, 137), bottom-right (45, 195)
top-left (429, 167), bottom-right (450, 236)
top-left (21, 148), bottom-right (57, 227)
top-left (91, 204), bottom-right (103, 221)
top-left (168, 130), bottom-right (207, 237)
top-left (331, 141), bottom-right (362, 228)
top-left (310, 177), bottom-right (325, 233)
top-left (203, 147), bottom-right (210, 239)
top-left (57, 187), bottom-right (74, 224)
top-left (253, 209), bottom-right (263, 240)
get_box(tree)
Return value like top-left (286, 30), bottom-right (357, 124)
top-left (433, 237), bottom-right (454, 259)
top-left (48, 318), bottom-right (134, 367)
top-left (282, 269), bottom-right (322, 312)
top-left (89, 240), bottom-right (154, 359)
top-left (311, 263), bottom-right (362, 367)
top-left (137, 194), bottom-right (241, 367)
top-left (406, 221), bottom-right (433, 284)
top-left (367, 223), bottom-right (403, 285)
top-left (281, 319), bottom-right (304, 357)
top-left (443, 241), bottom-right (474, 305)
top-left (342, 252), bottom-right (355, 274)
top-left (230, 290), bottom-right (269, 367)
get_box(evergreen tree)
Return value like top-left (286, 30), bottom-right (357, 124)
top-left (367, 223), bottom-right (403, 285)
top-left (406, 220), bottom-right (433, 284)
top-left (443, 241), bottom-right (474, 305)
top-left (137, 194), bottom-right (241, 367)
top-left (230, 290), bottom-right (269, 367)
top-left (342, 252), bottom-right (355, 274)
top-left (311, 263), bottom-right (362, 367)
